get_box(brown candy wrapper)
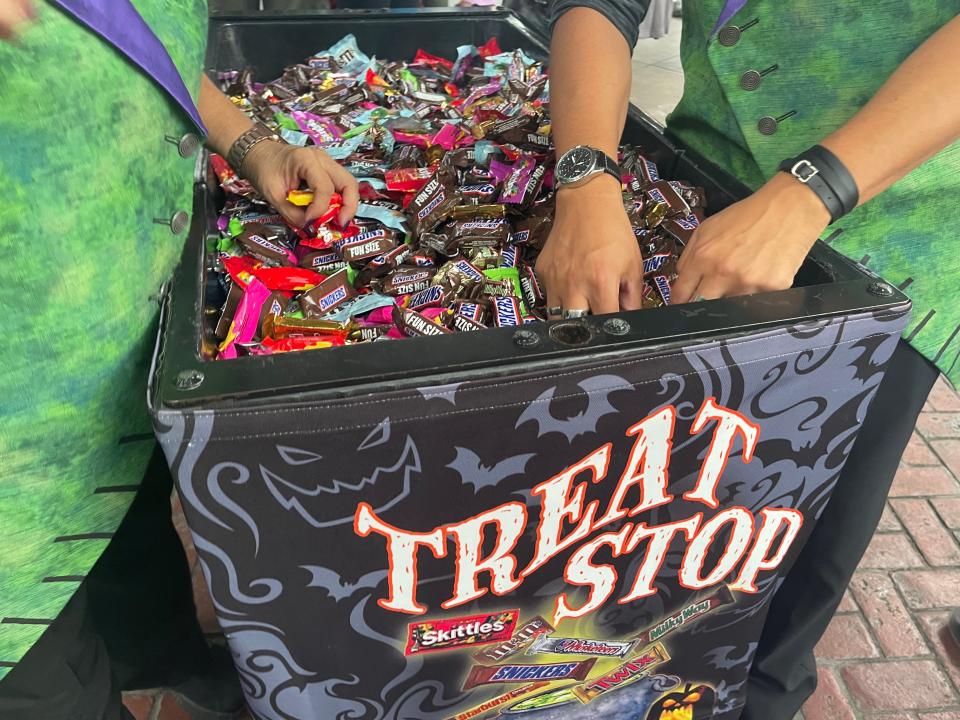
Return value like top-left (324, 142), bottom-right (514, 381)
top-left (408, 159), bottom-right (461, 236)
top-left (647, 179), bottom-right (692, 218)
top-left (472, 615), bottom-right (554, 663)
top-left (570, 644), bottom-right (669, 704)
top-left (633, 586), bottom-right (736, 645)
top-left (300, 268), bottom-right (357, 317)
top-left (215, 282), bottom-right (244, 341)
top-left (450, 203), bottom-right (507, 221)
top-left (394, 306), bottom-right (452, 337)
top-left (381, 267), bottom-right (436, 296)
top-left (450, 218), bottom-right (511, 249)
top-left (341, 231), bottom-right (398, 263)
top-left (461, 658), bottom-right (596, 692)
top-left (236, 223), bottom-right (294, 267)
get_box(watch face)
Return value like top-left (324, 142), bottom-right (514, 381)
top-left (557, 146), bottom-right (594, 183)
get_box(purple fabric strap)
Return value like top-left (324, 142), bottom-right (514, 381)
top-left (51, 0), bottom-right (206, 134)
top-left (712, 0), bottom-right (749, 35)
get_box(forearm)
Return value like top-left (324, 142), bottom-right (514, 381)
top-left (549, 7), bottom-right (633, 161)
top-left (198, 74), bottom-right (255, 158)
top-left (821, 15), bottom-right (960, 206)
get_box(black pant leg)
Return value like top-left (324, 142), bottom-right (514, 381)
top-left (0, 585), bottom-right (130, 720)
top-left (85, 446), bottom-right (213, 691)
top-left (741, 341), bottom-right (940, 718)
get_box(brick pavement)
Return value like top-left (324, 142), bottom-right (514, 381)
top-left (127, 378), bottom-right (960, 719)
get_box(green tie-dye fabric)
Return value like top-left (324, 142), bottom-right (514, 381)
top-left (668, 0), bottom-right (960, 382)
top-left (0, 0), bottom-right (206, 677)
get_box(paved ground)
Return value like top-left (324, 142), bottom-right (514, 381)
top-left (122, 21), bottom-right (959, 720)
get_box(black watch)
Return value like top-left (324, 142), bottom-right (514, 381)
top-left (555, 145), bottom-right (621, 189)
top-left (778, 146), bottom-right (859, 224)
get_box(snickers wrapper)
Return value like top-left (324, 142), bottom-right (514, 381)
top-left (462, 658), bottom-right (596, 692)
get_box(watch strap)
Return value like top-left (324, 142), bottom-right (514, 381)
top-left (596, 149), bottom-right (622, 182)
top-left (778, 145), bottom-right (859, 223)
top-left (227, 123), bottom-right (283, 172)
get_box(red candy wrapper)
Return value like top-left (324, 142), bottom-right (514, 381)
top-left (404, 609), bottom-right (519, 656)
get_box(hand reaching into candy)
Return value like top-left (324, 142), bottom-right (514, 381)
top-left (671, 172), bottom-right (831, 303)
top-left (241, 142), bottom-right (359, 229)
top-left (536, 176), bottom-right (646, 317)
top-left (0, 0), bottom-right (34, 41)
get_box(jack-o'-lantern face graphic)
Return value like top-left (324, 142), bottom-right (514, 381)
top-left (646, 683), bottom-right (716, 720)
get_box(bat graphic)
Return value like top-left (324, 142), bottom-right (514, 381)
top-left (261, 433), bottom-right (420, 529)
top-left (446, 447), bottom-right (535, 493)
top-left (416, 382), bottom-right (464, 406)
top-left (703, 643), bottom-right (757, 671)
top-left (301, 566), bottom-right (388, 602)
top-left (515, 375), bottom-right (634, 442)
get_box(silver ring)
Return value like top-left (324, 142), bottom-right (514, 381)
top-left (547, 306), bottom-right (563, 318)
top-left (562, 308), bottom-right (589, 319)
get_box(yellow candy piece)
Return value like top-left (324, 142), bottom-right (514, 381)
top-left (287, 189), bottom-right (314, 206)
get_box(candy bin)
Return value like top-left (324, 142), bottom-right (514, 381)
top-left (150, 8), bottom-right (911, 720)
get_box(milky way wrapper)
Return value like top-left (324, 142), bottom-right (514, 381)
top-left (462, 658), bottom-right (596, 692)
top-left (570, 643), bottom-right (669, 704)
top-left (472, 615), bottom-right (554, 663)
top-left (632, 585), bottom-right (735, 645)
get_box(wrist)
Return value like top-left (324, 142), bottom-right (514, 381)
top-left (241, 138), bottom-right (283, 176)
top-left (766, 172), bottom-right (832, 227)
top-left (556, 173), bottom-right (623, 209)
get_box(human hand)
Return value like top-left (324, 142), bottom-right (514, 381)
top-left (0, 0), bottom-right (35, 42)
top-left (672, 172), bottom-right (832, 303)
top-left (241, 142), bottom-right (359, 228)
top-left (536, 176), bottom-right (645, 317)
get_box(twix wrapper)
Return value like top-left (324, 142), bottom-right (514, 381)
top-left (571, 643), bottom-right (669, 704)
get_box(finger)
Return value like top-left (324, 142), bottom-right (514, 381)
top-left (301, 159), bottom-right (336, 224)
top-left (0, 5), bottom-right (29, 41)
top-left (619, 278), bottom-right (645, 311)
top-left (279, 203), bottom-right (307, 229)
top-left (563, 289), bottom-right (590, 318)
top-left (542, 276), bottom-right (563, 319)
top-left (589, 277), bottom-right (619, 315)
top-left (676, 232), bottom-right (700, 274)
top-left (329, 164), bottom-right (360, 226)
top-left (690, 276), bottom-right (728, 301)
top-left (268, 184), bottom-right (307, 227)
top-left (671, 266), bottom-right (703, 304)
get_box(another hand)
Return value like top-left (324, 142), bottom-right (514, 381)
top-left (536, 176), bottom-right (645, 316)
top-left (0, 0), bottom-right (34, 42)
top-left (672, 173), bottom-right (832, 303)
top-left (242, 142), bottom-right (359, 228)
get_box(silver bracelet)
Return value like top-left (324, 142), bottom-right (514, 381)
top-left (226, 124), bottom-right (283, 171)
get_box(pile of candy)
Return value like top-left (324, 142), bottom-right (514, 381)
top-left (209, 35), bottom-right (706, 359)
